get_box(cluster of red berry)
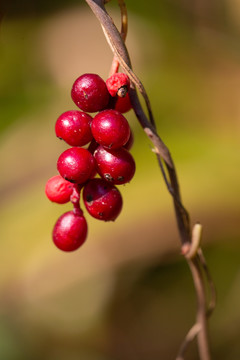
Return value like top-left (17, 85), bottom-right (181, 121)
top-left (45, 72), bottom-right (135, 252)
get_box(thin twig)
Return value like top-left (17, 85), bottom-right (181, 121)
top-left (84, 1), bottom-right (214, 359)
top-left (176, 322), bottom-right (201, 360)
top-left (188, 256), bottom-right (211, 360)
top-left (198, 248), bottom-right (217, 317)
top-left (155, 152), bottom-right (190, 222)
top-left (109, 0), bottom-right (128, 76)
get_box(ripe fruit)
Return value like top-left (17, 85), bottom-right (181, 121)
top-left (106, 73), bottom-right (130, 97)
top-left (71, 73), bottom-right (110, 113)
top-left (87, 138), bottom-right (99, 155)
top-left (91, 109), bottom-right (130, 149)
top-left (114, 92), bottom-right (132, 113)
top-left (123, 128), bottom-right (134, 150)
top-left (94, 146), bottom-right (136, 185)
top-left (47, 71), bottom-right (135, 252)
top-left (83, 178), bottom-right (123, 221)
top-left (45, 175), bottom-right (74, 204)
top-left (57, 147), bottom-right (95, 184)
top-left (53, 210), bottom-right (87, 251)
top-left (55, 110), bottom-right (93, 146)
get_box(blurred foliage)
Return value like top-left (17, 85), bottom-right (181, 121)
top-left (0, 0), bottom-right (240, 359)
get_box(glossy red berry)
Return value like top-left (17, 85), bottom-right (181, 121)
top-left (91, 109), bottom-right (130, 149)
top-left (114, 92), bottom-right (132, 113)
top-left (71, 73), bottom-right (110, 113)
top-left (106, 73), bottom-right (130, 97)
top-left (123, 128), bottom-right (134, 150)
top-left (52, 210), bottom-right (87, 251)
top-left (94, 146), bottom-right (136, 185)
top-left (57, 147), bottom-right (95, 184)
top-left (87, 138), bottom-right (99, 155)
top-left (83, 178), bottom-right (123, 221)
top-left (55, 110), bottom-right (93, 146)
top-left (45, 175), bottom-right (74, 204)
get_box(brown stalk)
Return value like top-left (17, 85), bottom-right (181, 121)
top-left (109, 0), bottom-right (128, 76)
top-left (84, 1), bottom-right (216, 359)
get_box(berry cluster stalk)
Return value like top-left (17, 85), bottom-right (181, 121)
top-left (84, 0), bottom-right (216, 359)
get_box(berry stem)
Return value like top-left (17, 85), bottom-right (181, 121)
top-left (108, 0), bottom-right (128, 77)
top-left (70, 184), bottom-right (83, 216)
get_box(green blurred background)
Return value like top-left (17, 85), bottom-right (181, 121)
top-left (1, 0), bottom-right (240, 359)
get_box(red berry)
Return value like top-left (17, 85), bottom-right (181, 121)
top-left (52, 210), bottom-right (87, 251)
top-left (87, 138), bottom-right (99, 155)
top-left (94, 146), bottom-right (136, 185)
top-left (55, 110), bottom-right (93, 146)
top-left (83, 178), bottom-right (123, 221)
top-left (71, 73), bottom-right (110, 113)
top-left (45, 175), bottom-right (74, 204)
top-left (91, 109), bottom-right (130, 149)
top-left (106, 73), bottom-right (130, 97)
top-left (114, 93), bottom-right (132, 113)
top-left (57, 147), bottom-right (95, 184)
top-left (123, 128), bottom-right (134, 150)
